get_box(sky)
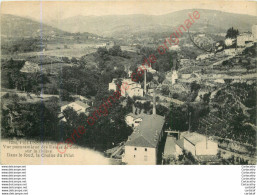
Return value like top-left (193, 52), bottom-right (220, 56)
top-left (1, 0), bottom-right (256, 21)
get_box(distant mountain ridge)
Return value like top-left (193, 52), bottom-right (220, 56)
top-left (0, 14), bottom-right (99, 39)
top-left (45, 9), bottom-right (257, 37)
top-left (1, 14), bottom-right (69, 38)
top-left (1, 9), bottom-right (256, 39)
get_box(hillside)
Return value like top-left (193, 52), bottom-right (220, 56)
top-left (1, 14), bottom-right (70, 38)
top-left (1, 14), bottom-right (100, 39)
top-left (46, 9), bottom-right (257, 37)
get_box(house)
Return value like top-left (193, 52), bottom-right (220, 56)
top-left (122, 95), bottom-right (165, 165)
top-left (224, 38), bottom-right (236, 47)
top-left (237, 32), bottom-right (254, 47)
top-left (108, 79), bottom-right (117, 91)
top-left (120, 79), bottom-right (142, 97)
top-left (127, 86), bottom-right (144, 97)
top-left (108, 78), bottom-right (143, 98)
top-left (60, 101), bottom-right (90, 122)
top-left (122, 114), bottom-right (165, 165)
top-left (20, 61), bottom-right (40, 73)
top-left (125, 113), bottom-right (147, 128)
top-left (175, 132), bottom-right (218, 156)
top-left (61, 101), bottom-right (90, 114)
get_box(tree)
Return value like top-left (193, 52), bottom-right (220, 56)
top-left (71, 57), bottom-right (78, 64)
top-left (157, 72), bottom-right (166, 83)
top-left (62, 57), bottom-right (70, 63)
top-left (225, 27), bottom-right (239, 39)
top-left (109, 45), bottom-right (122, 56)
top-left (2, 99), bottom-right (59, 140)
top-left (161, 85), bottom-right (170, 96)
top-left (63, 107), bottom-right (79, 128)
top-left (97, 47), bottom-right (108, 57)
top-left (166, 104), bottom-right (188, 131)
top-left (202, 92), bottom-right (211, 104)
top-left (190, 81), bottom-right (201, 92)
top-left (60, 89), bottom-right (74, 101)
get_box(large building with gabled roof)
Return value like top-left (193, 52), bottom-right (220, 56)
top-left (122, 114), bottom-right (165, 165)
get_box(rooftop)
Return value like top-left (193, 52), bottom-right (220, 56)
top-left (175, 138), bottom-right (184, 149)
top-left (126, 113), bottom-right (148, 120)
top-left (74, 101), bottom-right (90, 109)
top-left (163, 136), bottom-right (177, 157)
top-left (183, 132), bottom-right (208, 146)
top-left (62, 100), bottom-right (90, 110)
top-left (125, 114), bottom-right (165, 148)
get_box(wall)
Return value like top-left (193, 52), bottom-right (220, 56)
top-left (108, 83), bottom-right (116, 91)
top-left (175, 145), bottom-right (183, 158)
top-left (122, 146), bottom-right (157, 165)
top-left (128, 88), bottom-right (144, 97)
top-left (195, 141), bottom-right (218, 156)
top-left (184, 139), bottom-right (196, 156)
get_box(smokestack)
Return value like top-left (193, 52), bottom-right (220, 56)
top-left (153, 89), bottom-right (156, 115)
top-left (132, 104), bottom-right (136, 114)
top-left (188, 112), bottom-right (191, 132)
top-left (144, 70), bottom-right (147, 95)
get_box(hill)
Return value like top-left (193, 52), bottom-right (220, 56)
top-left (46, 9), bottom-right (257, 37)
top-left (1, 14), bottom-right (100, 39)
top-left (1, 14), bottom-right (70, 38)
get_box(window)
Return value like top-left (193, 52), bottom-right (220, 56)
top-left (145, 148), bottom-right (147, 152)
top-left (134, 155), bottom-right (136, 158)
top-left (144, 155), bottom-right (148, 161)
top-left (134, 147), bottom-right (137, 151)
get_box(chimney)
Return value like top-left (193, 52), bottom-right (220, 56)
top-left (132, 104), bottom-right (136, 114)
top-left (188, 112), bottom-right (191, 132)
top-left (144, 70), bottom-right (147, 95)
top-left (153, 89), bottom-right (156, 115)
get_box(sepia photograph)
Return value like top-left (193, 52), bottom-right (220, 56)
top-left (1, 1), bottom-right (256, 165)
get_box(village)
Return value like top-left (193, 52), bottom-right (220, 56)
top-left (1, 11), bottom-right (256, 165)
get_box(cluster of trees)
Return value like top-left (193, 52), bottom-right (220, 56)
top-left (138, 46), bottom-right (177, 73)
top-left (63, 101), bottom-right (133, 150)
top-left (1, 95), bottom-right (60, 140)
top-left (94, 46), bottom-right (129, 81)
top-left (59, 66), bottom-right (99, 100)
top-left (61, 56), bottom-right (78, 64)
top-left (165, 104), bottom-right (188, 131)
top-left (189, 81), bottom-right (201, 101)
top-left (59, 62), bottom-right (128, 101)
top-left (2, 92), bottom-right (133, 151)
top-left (1, 38), bottom-right (42, 54)
top-left (97, 45), bottom-right (130, 59)
top-left (1, 59), bottom-right (49, 93)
